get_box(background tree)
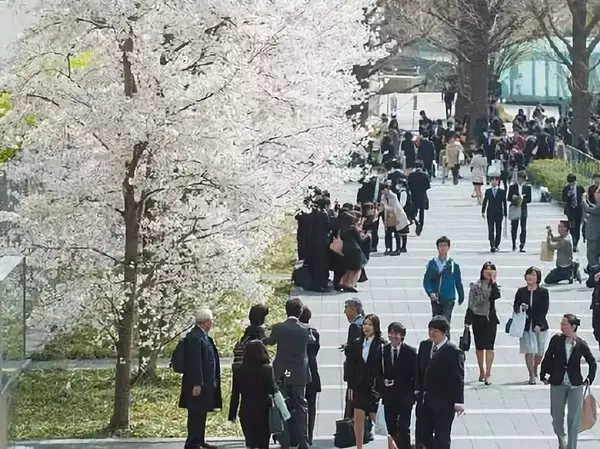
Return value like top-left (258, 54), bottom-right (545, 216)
top-left (347, 0), bottom-right (424, 126)
top-left (0, 0), bottom-right (377, 431)
top-left (405, 0), bottom-right (528, 138)
top-left (527, 0), bottom-right (600, 140)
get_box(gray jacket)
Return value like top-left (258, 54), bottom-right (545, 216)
top-left (585, 202), bottom-right (600, 241)
top-left (263, 317), bottom-right (314, 386)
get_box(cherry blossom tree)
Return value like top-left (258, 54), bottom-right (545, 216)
top-left (0, 0), bottom-right (378, 430)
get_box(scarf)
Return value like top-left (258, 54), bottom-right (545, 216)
top-left (469, 280), bottom-right (492, 317)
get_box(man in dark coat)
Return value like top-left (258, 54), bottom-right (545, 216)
top-left (407, 161), bottom-right (431, 236)
top-left (417, 137), bottom-right (435, 177)
top-left (179, 308), bottom-right (222, 449)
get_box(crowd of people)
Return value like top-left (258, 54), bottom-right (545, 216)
top-left (172, 101), bottom-right (600, 449)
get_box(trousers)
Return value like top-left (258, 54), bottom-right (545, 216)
top-left (185, 409), bottom-right (208, 449)
top-left (487, 216), bottom-right (502, 248)
top-left (550, 384), bottom-right (584, 449)
top-left (431, 301), bottom-right (455, 324)
top-left (511, 215), bottom-right (527, 247)
top-left (544, 266), bottom-right (573, 285)
top-left (384, 402), bottom-right (413, 449)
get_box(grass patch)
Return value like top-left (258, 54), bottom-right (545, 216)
top-left (10, 367), bottom-right (240, 439)
top-left (2, 317), bottom-right (26, 361)
top-left (529, 159), bottom-right (600, 203)
top-left (30, 326), bottom-right (114, 361)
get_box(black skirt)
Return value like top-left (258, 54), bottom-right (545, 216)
top-left (352, 381), bottom-right (380, 414)
top-left (471, 314), bottom-right (498, 350)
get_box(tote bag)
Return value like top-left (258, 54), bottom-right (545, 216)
top-left (540, 240), bottom-right (555, 262)
top-left (508, 311), bottom-right (526, 338)
top-left (579, 384), bottom-right (598, 432)
top-left (374, 401), bottom-right (388, 436)
top-left (508, 205), bottom-right (521, 221)
top-left (487, 160), bottom-right (502, 178)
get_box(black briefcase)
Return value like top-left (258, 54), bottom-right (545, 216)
top-left (333, 417), bottom-right (372, 448)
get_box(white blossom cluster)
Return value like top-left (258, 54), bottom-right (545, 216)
top-left (0, 0), bottom-right (381, 354)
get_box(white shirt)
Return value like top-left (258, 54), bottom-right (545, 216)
top-left (430, 337), bottom-right (448, 358)
top-left (564, 339), bottom-right (575, 386)
top-left (362, 337), bottom-right (373, 362)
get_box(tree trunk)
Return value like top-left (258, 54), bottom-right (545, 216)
top-left (454, 59), bottom-right (470, 121)
top-left (110, 197), bottom-right (138, 430)
top-left (468, 55), bottom-right (489, 143)
top-left (110, 35), bottom-right (141, 432)
top-left (569, 0), bottom-right (592, 141)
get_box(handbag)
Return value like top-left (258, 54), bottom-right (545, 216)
top-left (508, 205), bottom-right (521, 221)
top-left (374, 401), bottom-right (387, 436)
top-left (540, 240), bottom-right (554, 262)
top-left (268, 394), bottom-right (285, 435)
top-left (459, 326), bottom-right (471, 352)
top-left (508, 311), bottom-right (526, 338)
top-left (579, 383), bottom-right (597, 432)
top-left (333, 417), bottom-right (372, 448)
top-left (487, 160), bottom-right (502, 178)
top-left (330, 236), bottom-right (343, 255)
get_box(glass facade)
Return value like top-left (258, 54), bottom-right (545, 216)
top-left (499, 38), bottom-right (600, 103)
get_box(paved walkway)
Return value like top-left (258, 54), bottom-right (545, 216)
top-left (298, 176), bottom-right (600, 449)
top-left (13, 177), bottom-right (600, 449)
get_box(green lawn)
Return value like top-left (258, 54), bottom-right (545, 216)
top-left (10, 368), bottom-right (241, 439)
top-left (12, 226), bottom-right (296, 440)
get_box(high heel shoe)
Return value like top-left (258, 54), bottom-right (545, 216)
top-left (484, 377), bottom-right (492, 386)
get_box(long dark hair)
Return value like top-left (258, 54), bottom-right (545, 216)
top-left (242, 340), bottom-right (270, 366)
top-left (363, 314), bottom-right (382, 340)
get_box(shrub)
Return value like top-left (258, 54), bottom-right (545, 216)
top-left (527, 159), bottom-right (597, 203)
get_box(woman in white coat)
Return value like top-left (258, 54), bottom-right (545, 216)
top-left (469, 146), bottom-right (488, 205)
top-left (381, 183), bottom-right (410, 255)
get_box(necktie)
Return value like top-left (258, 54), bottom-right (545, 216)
top-left (493, 188), bottom-right (497, 197)
top-left (393, 348), bottom-right (398, 365)
top-left (432, 345), bottom-right (438, 357)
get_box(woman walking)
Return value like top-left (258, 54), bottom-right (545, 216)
top-left (469, 146), bottom-right (488, 204)
top-left (541, 314), bottom-right (597, 449)
top-left (465, 262), bottom-right (500, 385)
top-left (381, 184), bottom-right (409, 255)
top-left (228, 340), bottom-right (278, 449)
top-left (345, 314), bottom-right (385, 449)
top-left (513, 267), bottom-right (550, 384)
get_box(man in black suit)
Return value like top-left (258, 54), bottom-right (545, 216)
top-left (342, 298), bottom-right (364, 418)
top-left (562, 173), bottom-right (585, 251)
top-left (508, 170), bottom-right (532, 252)
top-left (407, 161), bottom-right (431, 236)
top-left (481, 176), bottom-right (507, 252)
top-left (382, 322), bottom-right (416, 449)
top-left (264, 298), bottom-right (314, 449)
top-left (415, 316), bottom-right (465, 449)
top-left (179, 308), bottom-right (221, 449)
top-left (299, 306), bottom-right (321, 445)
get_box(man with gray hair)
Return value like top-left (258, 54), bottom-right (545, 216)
top-left (342, 298), bottom-right (364, 418)
top-left (179, 308), bottom-right (222, 449)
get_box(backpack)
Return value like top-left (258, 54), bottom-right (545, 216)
top-left (232, 334), bottom-right (253, 368)
top-left (170, 337), bottom-right (187, 374)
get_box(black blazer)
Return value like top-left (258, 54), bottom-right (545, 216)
top-left (407, 170), bottom-right (431, 206)
top-left (343, 316), bottom-right (364, 382)
top-left (540, 334), bottom-right (597, 386)
top-left (508, 183), bottom-right (532, 217)
top-left (512, 286), bottom-right (550, 332)
top-left (306, 328), bottom-right (322, 395)
top-left (562, 184), bottom-right (585, 210)
top-left (345, 336), bottom-right (385, 392)
top-left (481, 187), bottom-right (507, 219)
top-left (415, 340), bottom-right (464, 409)
top-left (381, 343), bottom-right (417, 407)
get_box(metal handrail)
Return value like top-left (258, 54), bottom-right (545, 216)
top-left (563, 144), bottom-right (600, 181)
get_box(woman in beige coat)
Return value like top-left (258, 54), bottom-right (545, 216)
top-left (445, 133), bottom-right (463, 185)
